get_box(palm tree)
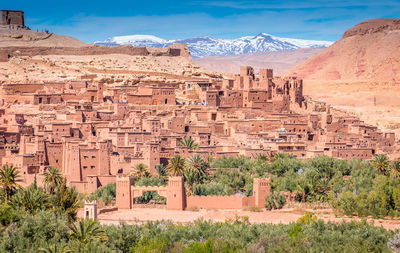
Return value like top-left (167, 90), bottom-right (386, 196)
top-left (185, 154), bottom-right (208, 183)
top-left (53, 178), bottom-right (81, 221)
top-left (167, 155), bottom-right (186, 176)
top-left (184, 169), bottom-right (196, 195)
top-left (270, 152), bottom-right (294, 162)
top-left (0, 164), bottom-right (22, 202)
top-left (155, 164), bottom-right (168, 179)
top-left (256, 153), bottom-right (268, 161)
top-left (179, 137), bottom-right (199, 150)
top-left (38, 243), bottom-right (71, 253)
top-left (44, 167), bottom-right (63, 194)
top-left (11, 184), bottom-right (49, 215)
top-left (132, 163), bottom-right (148, 179)
top-left (70, 219), bottom-right (108, 244)
top-left (295, 183), bottom-right (310, 202)
top-left (372, 154), bottom-right (390, 175)
top-left (184, 155), bottom-right (208, 194)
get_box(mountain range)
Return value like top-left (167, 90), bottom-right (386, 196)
top-left (94, 33), bottom-right (332, 58)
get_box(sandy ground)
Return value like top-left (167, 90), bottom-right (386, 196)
top-left (94, 207), bottom-right (400, 230)
top-left (0, 27), bottom-right (87, 48)
top-left (304, 80), bottom-right (400, 138)
top-left (0, 54), bottom-right (216, 84)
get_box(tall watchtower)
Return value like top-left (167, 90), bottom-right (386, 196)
top-left (116, 176), bottom-right (134, 209)
top-left (1, 10), bottom-right (25, 27)
top-left (259, 69), bottom-right (273, 91)
top-left (253, 177), bottom-right (271, 208)
top-left (167, 176), bottom-right (186, 210)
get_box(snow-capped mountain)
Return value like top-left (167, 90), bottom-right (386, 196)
top-left (94, 33), bottom-right (332, 58)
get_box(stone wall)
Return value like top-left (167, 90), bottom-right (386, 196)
top-left (115, 176), bottom-right (270, 210)
top-left (0, 45), bottom-right (149, 59)
top-left (0, 44), bottom-right (190, 61)
top-left (186, 195), bottom-right (252, 209)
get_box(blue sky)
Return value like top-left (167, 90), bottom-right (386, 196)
top-left (3, 0), bottom-right (400, 42)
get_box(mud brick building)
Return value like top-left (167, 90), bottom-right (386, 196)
top-left (0, 66), bottom-right (397, 194)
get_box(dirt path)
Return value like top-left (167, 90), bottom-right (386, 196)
top-left (96, 207), bottom-right (400, 230)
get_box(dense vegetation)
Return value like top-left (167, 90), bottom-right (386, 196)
top-left (129, 151), bottom-right (400, 218)
top-left (0, 154), bottom-right (400, 252)
top-left (212, 153), bottom-right (400, 217)
top-left (0, 194), bottom-right (397, 253)
top-left (88, 183), bottom-right (116, 206)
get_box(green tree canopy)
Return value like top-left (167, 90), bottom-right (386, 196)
top-left (0, 164), bottom-right (22, 202)
top-left (179, 137), bottom-right (199, 150)
top-left (167, 155), bottom-right (186, 176)
top-left (44, 167), bottom-right (63, 194)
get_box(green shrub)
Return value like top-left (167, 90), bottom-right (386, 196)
top-left (0, 205), bottom-right (394, 253)
top-left (338, 191), bottom-right (357, 215)
top-left (0, 203), bottom-right (19, 226)
top-left (182, 239), bottom-right (237, 253)
top-left (135, 177), bottom-right (166, 187)
top-left (193, 183), bottom-right (234, 196)
top-left (134, 191), bottom-right (166, 204)
top-left (89, 183), bottom-right (116, 206)
top-left (264, 191), bottom-right (286, 210)
top-left (132, 236), bottom-right (171, 253)
top-left (393, 187), bottom-right (400, 211)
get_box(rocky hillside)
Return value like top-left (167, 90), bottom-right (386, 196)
top-left (0, 28), bottom-right (217, 84)
top-left (0, 27), bottom-right (88, 47)
top-left (284, 19), bottom-right (400, 81)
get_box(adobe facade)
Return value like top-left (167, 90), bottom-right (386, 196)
top-left (0, 66), bottom-right (398, 194)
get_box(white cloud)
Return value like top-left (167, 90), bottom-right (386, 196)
top-left (27, 3), bottom-right (400, 43)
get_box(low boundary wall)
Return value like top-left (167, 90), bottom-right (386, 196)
top-left (186, 195), bottom-right (255, 209)
top-left (116, 176), bottom-right (270, 210)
